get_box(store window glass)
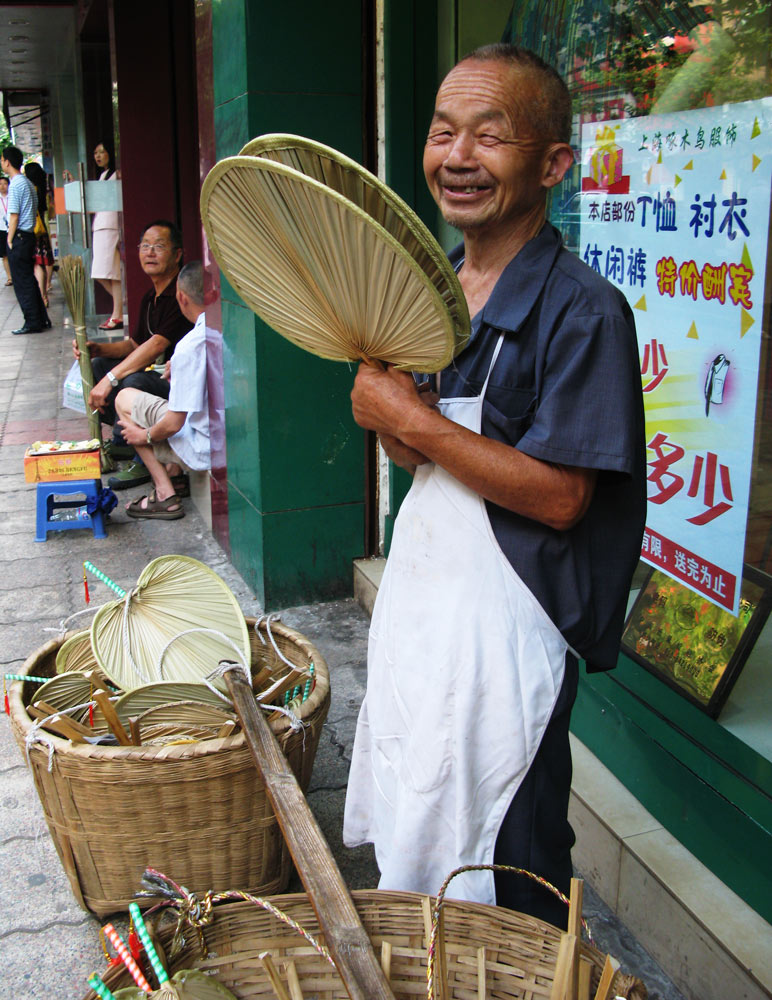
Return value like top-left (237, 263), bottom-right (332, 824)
top-left (501, 1), bottom-right (772, 762)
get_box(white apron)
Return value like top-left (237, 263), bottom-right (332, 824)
top-left (343, 335), bottom-right (569, 904)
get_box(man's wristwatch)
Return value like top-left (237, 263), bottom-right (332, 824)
top-left (146, 428), bottom-right (153, 445)
top-left (106, 371), bottom-right (119, 388)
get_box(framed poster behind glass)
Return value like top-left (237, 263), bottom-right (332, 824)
top-left (621, 565), bottom-right (772, 717)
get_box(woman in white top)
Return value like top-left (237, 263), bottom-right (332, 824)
top-left (0, 175), bottom-right (10, 286)
top-left (91, 140), bottom-right (123, 330)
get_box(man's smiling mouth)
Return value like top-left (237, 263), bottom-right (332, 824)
top-left (444, 184), bottom-right (490, 194)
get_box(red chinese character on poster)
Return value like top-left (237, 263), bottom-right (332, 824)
top-left (641, 339), bottom-right (669, 392)
top-left (678, 259), bottom-right (702, 300)
top-left (686, 452), bottom-right (733, 524)
top-left (647, 432), bottom-right (685, 504)
top-left (728, 263), bottom-right (753, 309)
top-left (700, 262), bottom-right (727, 304)
top-left (656, 256), bottom-right (678, 296)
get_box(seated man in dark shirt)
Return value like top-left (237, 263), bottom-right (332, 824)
top-left (73, 219), bottom-right (192, 488)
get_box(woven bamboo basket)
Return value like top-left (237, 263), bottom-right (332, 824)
top-left (8, 617), bottom-right (330, 919)
top-left (82, 889), bottom-right (646, 999)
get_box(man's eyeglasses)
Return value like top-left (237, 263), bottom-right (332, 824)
top-left (138, 242), bottom-right (170, 253)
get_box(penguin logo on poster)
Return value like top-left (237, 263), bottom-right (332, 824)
top-left (704, 354), bottom-right (730, 417)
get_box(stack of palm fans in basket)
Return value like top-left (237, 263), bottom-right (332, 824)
top-left (21, 555), bottom-right (257, 747)
top-left (7, 555), bottom-right (330, 916)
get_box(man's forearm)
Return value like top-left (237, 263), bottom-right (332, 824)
top-left (352, 364), bottom-right (596, 531)
top-left (7, 213), bottom-right (17, 244)
top-left (145, 409), bottom-right (186, 442)
top-left (109, 335), bottom-right (169, 380)
top-left (399, 402), bottom-right (596, 531)
top-left (120, 409), bottom-right (186, 448)
top-left (92, 339), bottom-right (134, 360)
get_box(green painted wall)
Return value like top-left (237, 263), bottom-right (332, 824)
top-left (211, 1), bottom-right (366, 608)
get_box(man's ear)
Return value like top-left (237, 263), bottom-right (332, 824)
top-left (542, 143), bottom-right (574, 190)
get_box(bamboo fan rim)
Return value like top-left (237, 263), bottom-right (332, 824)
top-left (239, 132), bottom-right (469, 322)
top-left (200, 155), bottom-right (468, 372)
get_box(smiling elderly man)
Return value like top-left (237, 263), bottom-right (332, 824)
top-left (74, 219), bottom-right (192, 488)
top-left (343, 45), bottom-right (646, 926)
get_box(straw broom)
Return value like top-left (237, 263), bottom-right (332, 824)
top-left (58, 255), bottom-right (114, 472)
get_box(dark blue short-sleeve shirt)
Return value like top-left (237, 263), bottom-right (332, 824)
top-left (438, 223), bottom-right (646, 672)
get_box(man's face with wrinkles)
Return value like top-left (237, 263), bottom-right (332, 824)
top-left (423, 60), bottom-right (550, 236)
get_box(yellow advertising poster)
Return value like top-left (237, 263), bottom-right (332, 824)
top-left (579, 98), bottom-right (772, 615)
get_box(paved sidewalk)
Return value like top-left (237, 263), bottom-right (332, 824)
top-left (0, 279), bottom-right (686, 999)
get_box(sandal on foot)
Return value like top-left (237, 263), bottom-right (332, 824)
top-left (99, 318), bottom-right (124, 330)
top-left (5, 279), bottom-right (12, 286)
top-left (170, 473), bottom-right (190, 497)
top-left (126, 491), bottom-right (184, 520)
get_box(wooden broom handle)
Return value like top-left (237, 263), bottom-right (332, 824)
top-left (93, 689), bottom-right (133, 746)
top-left (225, 669), bottom-right (396, 1000)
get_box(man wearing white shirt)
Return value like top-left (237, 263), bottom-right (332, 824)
top-left (115, 260), bottom-right (218, 520)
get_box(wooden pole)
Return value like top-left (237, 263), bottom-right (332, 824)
top-left (260, 953), bottom-right (293, 1000)
top-left (578, 957), bottom-right (593, 1000)
top-left (29, 705), bottom-right (86, 743)
top-left (593, 955), bottom-right (621, 1000)
top-left (566, 877), bottom-right (583, 1000)
top-left (225, 669), bottom-right (396, 1000)
top-left (550, 933), bottom-right (577, 1000)
top-left (59, 255), bottom-right (114, 472)
top-left (93, 689), bottom-right (132, 746)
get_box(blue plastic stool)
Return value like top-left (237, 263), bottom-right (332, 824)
top-left (35, 479), bottom-right (107, 542)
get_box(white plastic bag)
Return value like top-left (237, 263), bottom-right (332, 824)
top-left (62, 359), bottom-right (86, 414)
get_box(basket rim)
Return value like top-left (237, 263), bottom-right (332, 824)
top-left (9, 616), bottom-right (330, 762)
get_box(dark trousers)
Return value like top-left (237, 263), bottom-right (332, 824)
top-left (493, 653), bottom-right (579, 929)
top-left (92, 357), bottom-right (169, 445)
top-left (8, 230), bottom-right (48, 329)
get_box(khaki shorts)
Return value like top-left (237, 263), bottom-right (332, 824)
top-left (130, 392), bottom-right (190, 471)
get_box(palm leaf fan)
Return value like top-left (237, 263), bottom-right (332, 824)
top-left (200, 134), bottom-right (470, 372)
top-left (55, 630), bottom-right (98, 674)
top-left (112, 683), bottom-right (233, 724)
top-left (90, 555), bottom-right (251, 692)
top-left (34, 671), bottom-right (94, 714)
top-left (58, 255), bottom-right (114, 472)
top-left (133, 699), bottom-right (236, 728)
top-left (113, 968), bottom-right (238, 998)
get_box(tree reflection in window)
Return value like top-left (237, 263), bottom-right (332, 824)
top-left (502, 1), bottom-right (772, 119)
